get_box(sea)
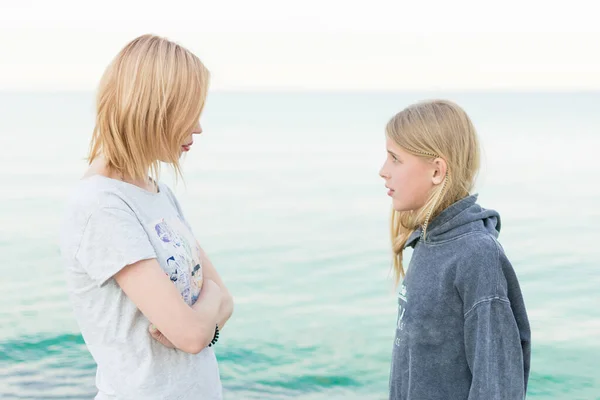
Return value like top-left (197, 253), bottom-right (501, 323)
top-left (0, 91), bottom-right (598, 399)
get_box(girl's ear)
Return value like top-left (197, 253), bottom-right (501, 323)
top-left (431, 158), bottom-right (447, 185)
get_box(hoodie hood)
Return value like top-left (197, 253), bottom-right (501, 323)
top-left (405, 194), bottom-right (501, 249)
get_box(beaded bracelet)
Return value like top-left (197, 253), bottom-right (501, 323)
top-left (208, 324), bottom-right (220, 347)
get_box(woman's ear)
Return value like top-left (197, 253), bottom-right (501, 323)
top-left (431, 158), bottom-right (447, 185)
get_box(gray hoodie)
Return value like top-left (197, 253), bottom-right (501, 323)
top-left (389, 194), bottom-right (531, 400)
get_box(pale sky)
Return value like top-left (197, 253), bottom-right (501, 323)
top-left (1, 0), bottom-right (600, 91)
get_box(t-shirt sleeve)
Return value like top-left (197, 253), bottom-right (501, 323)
top-left (75, 206), bottom-right (157, 287)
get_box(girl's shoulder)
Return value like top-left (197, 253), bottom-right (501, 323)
top-left (452, 232), bottom-right (516, 304)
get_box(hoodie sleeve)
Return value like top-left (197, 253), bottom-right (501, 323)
top-left (456, 236), bottom-right (530, 400)
top-left (463, 298), bottom-right (526, 400)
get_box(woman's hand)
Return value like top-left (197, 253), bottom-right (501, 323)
top-left (149, 279), bottom-right (222, 349)
top-left (149, 324), bottom-right (175, 348)
top-left (197, 249), bottom-right (234, 330)
top-left (115, 258), bottom-right (221, 354)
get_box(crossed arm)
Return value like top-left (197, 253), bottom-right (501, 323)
top-left (114, 248), bottom-right (233, 354)
top-left (198, 247), bottom-right (234, 330)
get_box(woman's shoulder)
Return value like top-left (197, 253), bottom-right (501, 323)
top-left (60, 176), bottom-right (144, 242)
top-left (64, 175), bottom-right (131, 216)
top-left (59, 176), bottom-right (128, 257)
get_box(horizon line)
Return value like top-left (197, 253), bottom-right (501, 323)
top-left (2, 88), bottom-right (600, 94)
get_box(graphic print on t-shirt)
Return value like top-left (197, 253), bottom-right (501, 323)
top-left (152, 216), bottom-right (203, 305)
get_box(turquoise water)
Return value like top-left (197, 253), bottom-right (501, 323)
top-left (0, 92), bottom-right (598, 399)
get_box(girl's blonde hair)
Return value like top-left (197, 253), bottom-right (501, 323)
top-left (387, 100), bottom-right (480, 283)
top-left (88, 34), bottom-right (210, 181)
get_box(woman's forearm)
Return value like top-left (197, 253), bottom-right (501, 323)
top-left (197, 246), bottom-right (234, 329)
top-left (189, 280), bottom-right (222, 349)
top-left (216, 292), bottom-right (234, 329)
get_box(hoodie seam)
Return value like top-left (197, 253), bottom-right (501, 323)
top-left (493, 236), bottom-right (501, 297)
top-left (421, 231), bottom-right (495, 247)
top-left (464, 296), bottom-right (510, 319)
top-left (461, 235), bottom-right (504, 318)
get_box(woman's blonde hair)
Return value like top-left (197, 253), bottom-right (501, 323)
top-left (387, 100), bottom-right (480, 284)
top-left (88, 34), bottom-right (210, 181)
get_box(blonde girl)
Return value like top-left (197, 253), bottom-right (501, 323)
top-left (379, 100), bottom-right (530, 400)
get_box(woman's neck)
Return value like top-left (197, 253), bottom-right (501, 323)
top-left (85, 156), bottom-right (158, 193)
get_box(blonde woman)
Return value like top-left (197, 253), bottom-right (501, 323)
top-left (379, 100), bottom-right (530, 400)
top-left (59, 35), bottom-right (233, 399)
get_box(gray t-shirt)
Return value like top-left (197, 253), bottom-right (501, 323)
top-left (59, 175), bottom-right (222, 400)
